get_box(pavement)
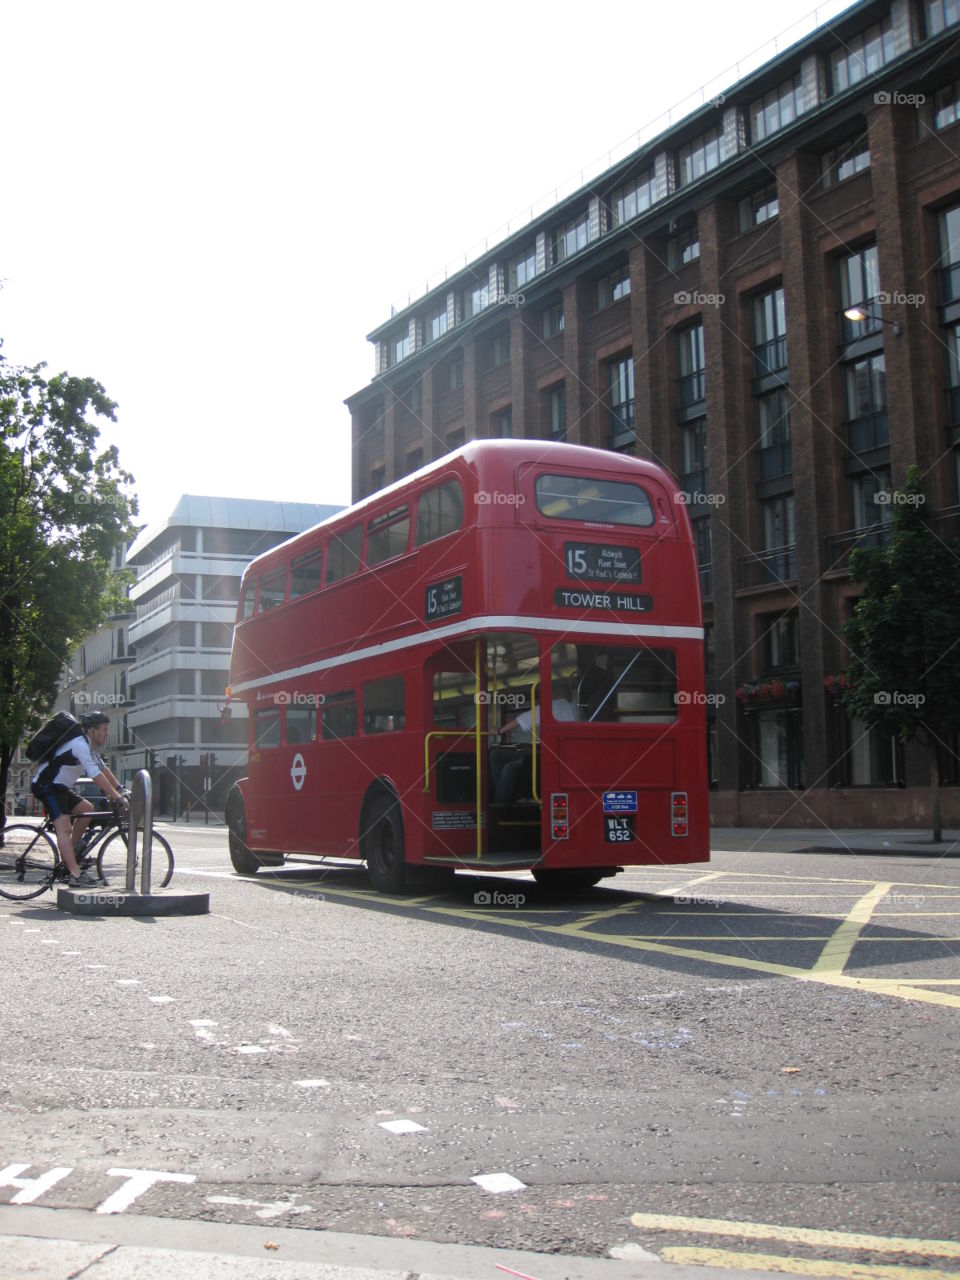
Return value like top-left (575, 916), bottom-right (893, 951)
top-left (0, 1205), bottom-right (744, 1280)
top-left (707, 825), bottom-right (960, 857)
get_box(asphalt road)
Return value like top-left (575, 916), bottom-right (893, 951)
top-left (1, 826), bottom-right (958, 1275)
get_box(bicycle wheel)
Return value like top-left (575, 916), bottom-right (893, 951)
top-left (0, 824), bottom-right (59, 900)
top-left (96, 829), bottom-right (174, 889)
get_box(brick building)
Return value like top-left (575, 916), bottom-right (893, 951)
top-left (346, 0), bottom-right (960, 827)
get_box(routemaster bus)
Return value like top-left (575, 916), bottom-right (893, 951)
top-left (225, 440), bottom-right (708, 893)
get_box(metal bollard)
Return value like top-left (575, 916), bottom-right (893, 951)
top-left (126, 770), bottom-right (154, 893)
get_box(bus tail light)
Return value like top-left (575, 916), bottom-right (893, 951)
top-left (551, 793), bottom-right (569, 840)
top-left (671, 791), bottom-right (688, 837)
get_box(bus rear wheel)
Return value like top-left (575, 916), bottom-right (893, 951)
top-left (362, 794), bottom-right (406, 894)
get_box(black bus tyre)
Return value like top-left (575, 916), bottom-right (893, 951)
top-left (362, 794), bottom-right (406, 894)
top-left (226, 789), bottom-right (261, 875)
top-left (97, 829), bottom-right (174, 889)
top-left (532, 867), bottom-right (608, 892)
top-left (0, 824), bottom-right (58, 900)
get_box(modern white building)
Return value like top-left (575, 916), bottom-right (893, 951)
top-left (120, 495), bottom-right (340, 816)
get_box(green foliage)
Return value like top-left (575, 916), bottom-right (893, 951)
top-left (0, 344), bottom-right (138, 777)
top-left (842, 466), bottom-right (960, 745)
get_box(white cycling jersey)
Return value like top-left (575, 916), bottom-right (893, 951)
top-left (32, 734), bottom-right (106, 790)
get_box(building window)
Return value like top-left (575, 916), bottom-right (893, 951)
top-left (448, 357), bottom-right (464, 390)
top-left (851, 468), bottom-right (893, 532)
top-left (393, 332), bottom-right (411, 364)
top-left (597, 266), bottom-right (631, 308)
top-left (844, 353), bottom-right (888, 456)
top-left (938, 205), bottom-right (960, 303)
top-left (546, 384), bottom-right (566, 440)
top-left (680, 417), bottom-right (709, 501)
top-left (607, 356), bottom-right (635, 444)
top-left (927, 0), bottom-right (960, 35)
top-left (466, 278), bottom-right (490, 316)
top-left (822, 135), bottom-right (870, 187)
top-left (753, 287), bottom-right (787, 377)
top-left (427, 305), bottom-right (448, 344)
top-left (667, 220), bottom-right (700, 268)
top-left (542, 302), bottom-right (564, 338)
top-left (611, 170), bottom-right (656, 224)
top-left (678, 127), bottom-right (722, 186)
top-left (751, 708), bottom-right (804, 789)
top-left (757, 493), bottom-right (797, 582)
top-left (693, 517), bottom-right (713, 598)
top-left (554, 210), bottom-right (589, 263)
top-left (751, 74), bottom-right (805, 141)
top-left (508, 244), bottom-right (537, 291)
top-left (677, 324), bottom-right (706, 408)
top-left (831, 18), bottom-right (897, 91)
top-left (755, 390), bottom-right (792, 480)
top-left (406, 448), bottom-right (424, 473)
top-left (396, 381), bottom-right (421, 417)
top-left (492, 408), bottom-right (513, 438)
top-left (490, 331), bottom-right (511, 367)
top-left (739, 184), bottom-right (779, 231)
top-left (945, 323), bottom-right (960, 423)
top-left (447, 427), bottom-right (465, 451)
top-left (761, 610), bottom-right (800, 671)
top-left (839, 244), bottom-right (881, 339)
top-left (932, 79), bottom-right (960, 129)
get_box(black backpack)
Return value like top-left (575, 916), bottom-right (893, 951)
top-left (25, 711), bottom-right (82, 763)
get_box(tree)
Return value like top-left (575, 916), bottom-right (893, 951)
top-left (0, 345), bottom-right (138, 826)
top-left (842, 466), bottom-right (960, 841)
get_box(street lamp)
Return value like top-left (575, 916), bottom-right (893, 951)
top-left (843, 305), bottom-right (902, 336)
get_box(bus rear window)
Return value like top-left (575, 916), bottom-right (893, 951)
top-left (416, 481), bottom-right (464, 545)
top-left (535, 474), bottom-right (655, 527)
top-left (257, 570), bottom-right (287, 612)
top-left (367, 506), bottom-right (410, 567)
top-left (326, 526), bottom-right (363, 584)
top-left (290, 549), bottom-right (324, 599)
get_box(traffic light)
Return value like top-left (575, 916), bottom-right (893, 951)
top-left (149, 750), bottom-right (158, 769)
top-left (200, 753), bottom-right (209, 771)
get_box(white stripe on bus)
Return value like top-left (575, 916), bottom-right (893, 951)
top-left (230, 613), bottom-right (705, 697)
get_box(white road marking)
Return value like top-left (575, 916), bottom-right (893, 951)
top-left (97, 1168), bottom-right (196, 1215)
top-left (379, 1119), bottom-right (427, 1135)
top-left (0, 1164), bottom-right (73, 1204)
top-left (471, 1172), bottom-right (526, 1193)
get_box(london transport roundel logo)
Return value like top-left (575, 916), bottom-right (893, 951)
top-left (290, 752), bottom-right (307, 791)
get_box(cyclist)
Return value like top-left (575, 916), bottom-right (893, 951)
top-left (30, 711), bottom-right (128, 887)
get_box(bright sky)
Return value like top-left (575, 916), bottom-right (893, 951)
top-left (0, 0), bottom-right (850, 530)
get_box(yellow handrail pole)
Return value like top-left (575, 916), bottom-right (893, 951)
top-left (476, 637), bottom-right (483, 861)
top-left (423, 730), bottom-right (475, 792)
top-left (529, 677), bottom-right (541, 806)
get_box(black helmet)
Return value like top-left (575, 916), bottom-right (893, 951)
top-left (81, 711), bottom-right (110, 729)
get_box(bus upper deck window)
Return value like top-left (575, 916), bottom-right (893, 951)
top-left (290, 549), bottom-right (324, 599)
top-left (535, 474), bottom-right (655, 527)
top-left (238, 580), bottom-right (256, 621)
top-left (257, 569), bottom-right (287, 612)
top-left (326, 526), bottom-right (363, 583)
top-left (367, 506), bottom-right (410, 567)
top-left (416, 481), bottom-right (464, 545)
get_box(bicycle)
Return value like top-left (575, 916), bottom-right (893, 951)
top-left (0, 802), bottom-right (174, 901)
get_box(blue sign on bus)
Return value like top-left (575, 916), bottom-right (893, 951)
top-left (603, 790), bottom-right (638, 814)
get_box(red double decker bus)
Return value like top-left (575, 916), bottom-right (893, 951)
top-left (225, 441), bottom-right (708, 892)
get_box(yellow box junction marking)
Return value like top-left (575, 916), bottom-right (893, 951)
top-left (629, 1212), bottom-right (960, 1258)
top-left (252, 869), bottom-right (960, 1009)
top-left (660, 1247), bottom-right (960, 1279)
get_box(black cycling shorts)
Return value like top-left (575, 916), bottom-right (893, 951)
top-left (31, 784), bottom-right (85, 822)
